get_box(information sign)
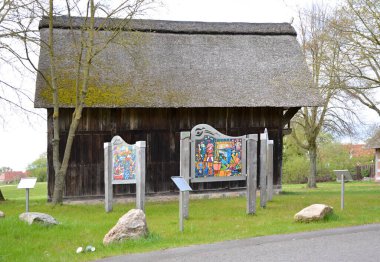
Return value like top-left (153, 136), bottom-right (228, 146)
top-left (17, 178), bottom-right (37, 189)
top-left (171, 176), bottom-right (192, 192)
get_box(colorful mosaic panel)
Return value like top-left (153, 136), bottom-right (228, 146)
top-left (112, 144), bottom-right (136, 181)
top-left (194, 135), bottom-right (243, 178)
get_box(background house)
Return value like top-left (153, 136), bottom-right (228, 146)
top-left (34, 17), bottom-right (320, 199)
top-left (0, 171), bottom-right (28, 184)
top-left (366, 130), bottom-right (380, 182)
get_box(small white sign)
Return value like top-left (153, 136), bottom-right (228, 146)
top-left (171, 176), bottom-right (192, 192)
top-left (17, 177), bottom-right (37, 189)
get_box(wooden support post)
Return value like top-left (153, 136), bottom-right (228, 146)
top-left (180, 132), bottom-right (191, 219)
top-left (267, 140), bottom-right (274, 201)
top-left (246, 134), bottom-right (258, 214)
top-left (136, 141), bottom-right (146, 211)
top-left (260, 130), bottom-right (268, 208)
top-left (104, 142), bottom-right (113, 212)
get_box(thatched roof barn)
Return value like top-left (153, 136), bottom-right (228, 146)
top-left (35, 17), bottom-right (320, 199)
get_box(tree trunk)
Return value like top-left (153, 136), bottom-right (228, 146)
top-left (51, 0), bottom-right (95, 205)
top-left (51, 110), bottom-right (82, 204)
top-left (308, 146), bottom-right (317, 188)
top-left (0, 189), bottom-right (5, 201)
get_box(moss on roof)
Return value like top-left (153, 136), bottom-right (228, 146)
top-left (34, 18), bottom-right (321, 109)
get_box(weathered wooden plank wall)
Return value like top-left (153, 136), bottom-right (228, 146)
top-left (47, 107), bottom-right (285, 199)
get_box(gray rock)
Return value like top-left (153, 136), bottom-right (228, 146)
top-left (294, 204), bottom-right (333, 222)
top-left (19, 212), bottom-right (58, 225)
top-left (103, 209), bottom-right (148, 245)
top-left (0, 211), bottom-right (4, 218)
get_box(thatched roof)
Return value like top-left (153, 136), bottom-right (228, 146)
top-left (366, 129), bottom-right (380, 149)
top-left (34, 16), bottom-right (321, 108)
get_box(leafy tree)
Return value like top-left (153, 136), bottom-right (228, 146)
top-left (293, 3), bottom-right (358, 188)
top-left (26, 152), bottom-right (47, 182)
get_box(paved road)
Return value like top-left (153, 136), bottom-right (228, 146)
top-left (97, 224), bottom-right (380, 262)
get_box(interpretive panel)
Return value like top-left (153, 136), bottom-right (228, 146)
top-left (191, 124), bottom-right (246, 182)
top-left (171, 176), bottom-right (193, 192)
top-left (111, 136), bottom-right (136, 184)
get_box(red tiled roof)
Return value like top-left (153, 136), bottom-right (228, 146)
top-left (343, 144), bottom-right (373, 158)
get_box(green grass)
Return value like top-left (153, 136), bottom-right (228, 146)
top-left (0, 181), bottom-right (379, 262)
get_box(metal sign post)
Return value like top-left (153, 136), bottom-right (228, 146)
top-left (17, 178), bottom-right (37, 212)
top-left (341, 174), bottom-right (345, 210)
top-left (334, 170), bottom-right (352, 211)
top-left (171, 176), bottom-right (192, 232)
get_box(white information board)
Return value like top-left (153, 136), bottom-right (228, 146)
top-left (17, 178), bottom-right (37, 189)
top-left (171, 177), bottom-right (192, 192)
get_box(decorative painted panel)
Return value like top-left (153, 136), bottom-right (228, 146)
top-left (191, 124), bottom-right (246, 182)
top-left (111, 136), bottom-right (136, 184)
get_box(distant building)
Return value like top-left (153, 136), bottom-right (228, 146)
top-left (343, 144), bottom-right (373, 159)
top-left (0, 171), bottom-right (28, 184)
top-left (366, 130), bottom-right (380, 182)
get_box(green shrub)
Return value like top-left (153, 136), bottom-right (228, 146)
top-left (282, 154), bottom-right (309, 184)
top-left (26, 153), bottom-right (47, 182)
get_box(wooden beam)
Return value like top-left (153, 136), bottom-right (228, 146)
top-left (282, 107), bottom-right (301, 128)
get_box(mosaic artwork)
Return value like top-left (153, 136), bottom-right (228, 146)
top-left (194, 135), bottom-right (243, 178)
top-left (112, 144), bottom-right (136, 181)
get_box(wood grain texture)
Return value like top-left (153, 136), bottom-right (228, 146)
top-left (47, 107), bottom-right (285, 199)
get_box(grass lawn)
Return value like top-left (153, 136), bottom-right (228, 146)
top-left (0, 181), bottom-right (379, 261)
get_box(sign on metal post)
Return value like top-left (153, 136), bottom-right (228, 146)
top-left (104, 136), bottom-right (146, 212)
top-left (171, 176), bottom-right (192, 232)
top-left (334, 170), bottom-right (352, 210)
top-left (17, 177), bottom-right (37, 212)
top-left (334, 170), bottom-right (353, 182)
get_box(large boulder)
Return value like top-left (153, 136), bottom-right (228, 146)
top-left (294, 204), bottom-right (333, 222)
top-left (103, 209), bottom-right (148, 245)
top-left (0, 211), bottom-right (4, 218)
top-left (19, 212), bottom-right (58, 225)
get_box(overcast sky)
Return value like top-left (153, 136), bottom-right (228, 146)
top-left (0, 0), bottom-right (377, 171)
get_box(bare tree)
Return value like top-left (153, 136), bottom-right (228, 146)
top-left (41, 0), bottom-right (153, 204)
top-left (334, 0), bottom-right (380, 116)
top-left (0, 0), bottom-right (43, 124)
top-left (292, 4), bottom-right (358, 188)
top-left (0, 0), bottom-right (42, 199)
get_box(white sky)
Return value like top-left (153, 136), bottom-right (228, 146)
top-left (0, 0), bottom-right (378, 171)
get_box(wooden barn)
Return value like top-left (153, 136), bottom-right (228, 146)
top-left (34, 17), bottom-right (320, 199)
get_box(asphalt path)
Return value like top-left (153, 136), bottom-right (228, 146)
top-left (96, 224), bottom-right (380, 262)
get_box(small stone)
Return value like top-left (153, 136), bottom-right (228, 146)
top-left (294, 204), bottom-right (333, 222)
top-left (19, 212), bottom-right (58, 225)
top-left (85, 245), bottom-right (95, 252)
top-left (103, 209), bottom-right (148, 245)
top-left (0, 211), bottom-right (4, 218)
